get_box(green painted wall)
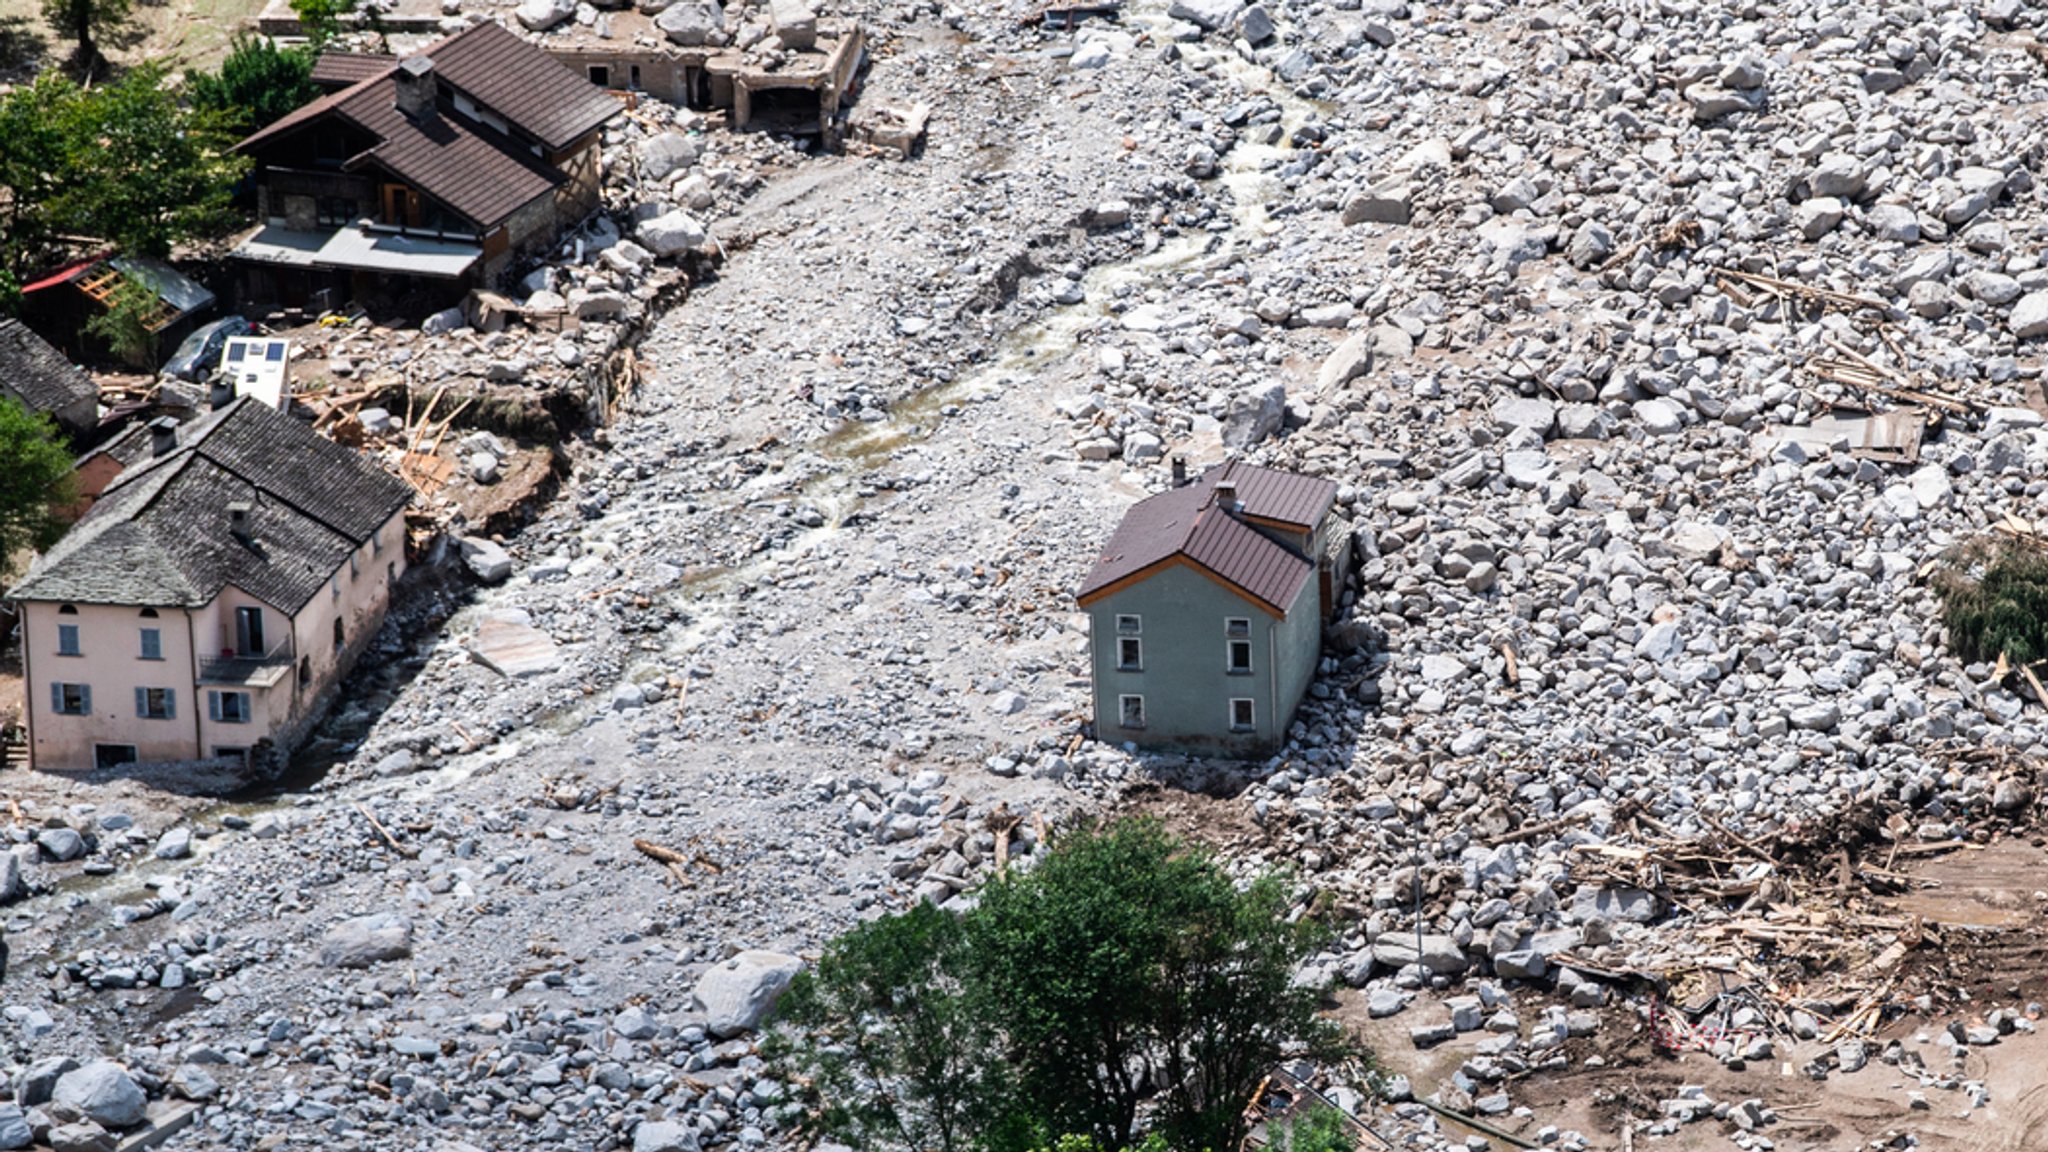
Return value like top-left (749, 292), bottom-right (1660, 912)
top-left (1087, 562), bottom-right (1320, 757)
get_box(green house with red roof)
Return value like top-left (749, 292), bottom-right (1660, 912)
top-left (1075, 462), bottom-right (1346, 757)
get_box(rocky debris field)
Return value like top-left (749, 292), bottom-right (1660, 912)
top-left (11, 0), bottom-right (2048, 1147)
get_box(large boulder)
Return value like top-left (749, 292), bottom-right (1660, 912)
top-left (38, 827), bottom-right (85, 862)
top-left (1341, 183), bottom-right (1412, 226)
top-left (0, 1106), bottom-right (28, 1151)
top-left (693, 950), bottom-right (804, 1038)
top-left (640, 132), bottom-right (702, 182)
top-left (51, 1062), bottom-right (146, 1129)
top-left (634, 1120), bottom-right (701, 1152)
top-left (514, 0), bottom-right (575, 29)
top-left (459, 537), bottom-right (514, 584)
top-left (1167, 0), bottom-right (1242, 30)
top-left (1316, 330), bottom-right (1373, 392)
top-left (318, 913), bottom-right (413, 968)
top-left (768, 0), bottom-right (817, 49)
top-left (15, 1057), bottom-right (78, 1108)
top-left (2011, 291), bottom-right (2048, 340)
top-left (0, 851), bottom-right (21, 904)
top-left (656, 0), bottom-right (724, 45)
top-left (1222, 382), bottom-right (1287, 449)
top-left (637, 211), bottom-right (709, 257)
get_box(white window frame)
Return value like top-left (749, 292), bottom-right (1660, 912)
top-left (1118, 694), bottom-right (1146, 729)
top-left (1116, 614), bottom-right (1141, 635)
top-left (1226, 618), bottom-right (1252, 674)
top-left (1229, 697), bottom-right (1255, 732)
top-left (1117, 635), bottom-right (1143, 671)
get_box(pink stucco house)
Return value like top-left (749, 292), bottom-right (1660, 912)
top-left (7, 397), bottom-right (411, 773)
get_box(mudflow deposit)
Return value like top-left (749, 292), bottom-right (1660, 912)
top-left (14, 0), bottom-right (2048, 1148)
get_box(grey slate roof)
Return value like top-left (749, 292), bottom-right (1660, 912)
top-left (1074, 462), bottom-right (1332, 616)
top-left (0, 318), bottom-right (95, 417)
top-left (9, 398), bottom-right (412, 612)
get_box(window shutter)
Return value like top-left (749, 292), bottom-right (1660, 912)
top-left (80, 685), bottom-right (90, 715)
top-left (135, 687), bottom-right (146, 716)
top-left (165, 689), bottom-right (175, 720)
top-left (208, 691), bottom-right (221, 721)
top-left (50, 683), bottom-right (60, 713)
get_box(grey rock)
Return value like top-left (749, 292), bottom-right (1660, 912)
top-left (637, 210), bottom-right (709, 257)
top-left (1795, 196), bottom-right (1844, 240)
top-left (459, 536), bottom-right (514, 584)
top-left (1342, 184), bottom-right (1411, 226)
top-left (1166, 0), bottom-right (1243, 31)
top-left (52, 1062), bottom-right (146, 1129)
top-left (0, 1106), bottom-right (28, 1151)
top-left (1809, 152), bottom-right (1868, 200)
top-left (2010, 291), bottom-right (2048, 340)
top-left (154, 827), bottom-right (191, 860)
top-left (1372, 933), bottom-right (1469, 975)
top-left (768, 0), bottom-right (817, 49)
top-left (694, 950), bottom-right (804, 1037)
top-left (640, 133), bottom-right (702, 182)
top-left (318, 912), bottom-right (414, 968)
top-left (48, 1124), bottom-right (113, 1152)
top-left (1570, 887), bottom-right (1659, 923)
top-left (39, 828), bottom-right (85, 862)
top-left (1222, 383), bottom-right (1287, 449)
top-left (1316, 330), bottom-right (1373, 392)
top-left (656, 0), bottom-right (724, 44)
top-left (514, 0), bottom-right (575, 29)
top-left (1490, 396), bottom-right (1555, 438)
top-left (169, 1064), bottom-right (221, 1102)
top-left (634, 1121), bottom-right (701, 1152)
top-left (1236, 3), bottom-right (1274, 42)
top-left (17, 1057), bottom-right (78, 1107)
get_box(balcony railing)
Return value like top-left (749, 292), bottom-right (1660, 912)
top-left (198, 644), bottom-right (293, 686)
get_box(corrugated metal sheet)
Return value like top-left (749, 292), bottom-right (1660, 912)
top-left (1074, 461), bottom-right (1329, 614)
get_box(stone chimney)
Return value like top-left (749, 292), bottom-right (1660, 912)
top-left (395, 55), bottom-right (437, 120)
top-left (149, 416), bottom-right (179, 458)
top-left (1170, 456), bottom-right (1188, 488)
top-left (1213, 478), bottom-right (1239, 513)
top-left (209, 379), bottom-right (234, 410)
top-left (228, 501), bottom-right (254, 542)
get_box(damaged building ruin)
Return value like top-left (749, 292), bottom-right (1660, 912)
top-left (526, 0), bottom-right (866, 141)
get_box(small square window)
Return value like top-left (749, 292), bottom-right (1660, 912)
top-left (1118, 694), bottom-right (1145, 729)
top-left (1226, 617), bottom-right (1250, 638)
top-left (1227, 638), bottom-right (1252, 674)
top-left (140, 628), bottom-right (162, 660)
top-left (1117, 636), bottom-right (1142, 671)
top-left (1116, 614), bottom-right (1141, 635)
top-left (1230, 698), bottom-right (1255, 731)
top-left (57, 624), bottom-right (80, 656)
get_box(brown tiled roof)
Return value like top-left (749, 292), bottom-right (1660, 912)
top-left (1074, 462), bottom-right (1332, 615)
top-left (334, 77), bottom-right (564, 228)
top-left (425, 21), bottom-right (622, 152)
top-left (238, 22), bottom-right (620, 228)
top-left (311, 51), bottom-right (395, 88)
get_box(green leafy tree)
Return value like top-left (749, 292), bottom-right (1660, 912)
top-left (58, 64), bottom-right (249, 259)
top-left (84, 274), bottom-right (160, 366)
top-left (0, 397), bottom-right (78, 578)
top-left (771, 903), bottom-right (1004, 1152)
top-left (972, 820), bottom-right (1345, 1152)
top-left (0, 73), bottom-right (86, 297)
top-left (1280, 1105), bottom-right (1354, 1152)
top-left (39, 0), bottom-right (134, 78)
top-left (771, 820), bottom-right (1351, 1152)
top-left (190, 35), bottom-right (320, 134)
top-left (289, 0), bottom-right (358, 44)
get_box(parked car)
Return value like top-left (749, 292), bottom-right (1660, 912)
top-left (163, 315), bottom-right (254, 381)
